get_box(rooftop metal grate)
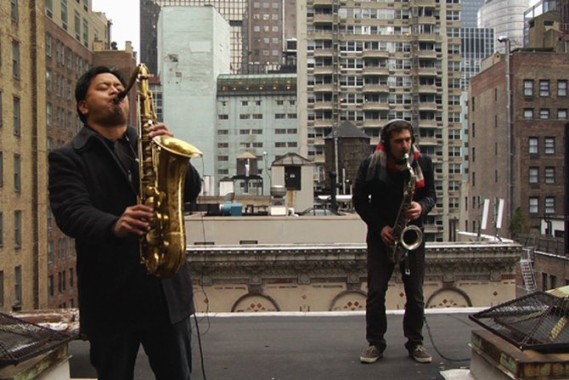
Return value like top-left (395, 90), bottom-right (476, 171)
top-left (0, 312), bottom-right (73, 366)
top-left (469, 291), bottom-right (569, 353)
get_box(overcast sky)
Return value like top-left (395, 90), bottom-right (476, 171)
top-left (92, 0), bottom-right (140, 55)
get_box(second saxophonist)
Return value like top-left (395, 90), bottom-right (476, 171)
top-left (353, 119), bottom-right (436, 365)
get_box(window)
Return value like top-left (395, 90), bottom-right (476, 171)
top-left (550, 275), bottom-right (557, 290)
top-left (528, 167), bottom-right (538, 184)
top-left (0, 212), bottom-right (3, 247)
top-left (529, 197), bottom-right (539, 214)
top-left (46, 0), bottom-right (53, 17)
top-left (545, 197), bottom-right (555, 214)
top-left (14, 210), bottom-right (22, 248)
top-left (524, 80), bottom-right (534, 97)
top-left (61, 0), bottom-right (68, 30)
top-left (13, 97), bottom-right (20, 136)
top-left (558, 109), bottom-right (567, 119)
top-left (528, 137), bottom-right (538, 154)
top-left (540, 80), bottom-right (550, 97)
top-left (82, 18), bottom-right (89, 46)
top-left (0, 152), bottom-right (3, 187)
top-left (14, 266), bottom-right (22, 307)
top-left (544, 137), bottom-right (555, 154)
top-left (12, 41), bottom-right (20, 79)
top-left (558, 80), bottom-right (568, 97)
top-left (545, 167), bottom-right (555, 184)
top-left (539, 109), bottom-right (550, 119)
top-left (74, 11), bottom-right (80, 40)
top-left (48, 275), bottom-right (54, 298)
top-left (13, 154), bottom-right (20, 192)
top-left (523, 108), bottom-right (533, 120)
top-left (10, 0), bottom-right (18, 22)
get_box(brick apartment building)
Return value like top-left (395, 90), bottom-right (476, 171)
top-left (468, 49), bottom-right (568, 239)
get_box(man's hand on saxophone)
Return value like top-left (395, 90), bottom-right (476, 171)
top-left (148, 122), bottom-right (174, 139)
top-left (113, 204), bottom-right (154, 238)
top-left (404, 201), bottom-right (422, 220)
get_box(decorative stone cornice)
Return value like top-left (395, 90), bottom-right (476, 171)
top-left (188, 242), bottom-right (522, 285)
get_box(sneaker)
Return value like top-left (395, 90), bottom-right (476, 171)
top-left (360, 345), bottom-right (383, 364)
top-left (408, 344), bottom-right (432, 363)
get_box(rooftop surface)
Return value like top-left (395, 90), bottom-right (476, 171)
top-left (69, 309), bottom-right (483, 380)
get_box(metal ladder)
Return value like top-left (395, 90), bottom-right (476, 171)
top-left (520, 248), bottom-right (537, 294)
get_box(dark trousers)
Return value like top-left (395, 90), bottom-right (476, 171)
top-left (89, 316), bottom-right (193, 380)
top-left (365, 242), bottom-right (426, 351)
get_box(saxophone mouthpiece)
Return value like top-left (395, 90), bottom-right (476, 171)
top-left (113, 91), bottom-right (128, 104)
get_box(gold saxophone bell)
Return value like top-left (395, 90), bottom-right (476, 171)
top-left (123, 64), bottom-right (202, 278)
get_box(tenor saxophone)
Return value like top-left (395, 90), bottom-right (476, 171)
top-left (118, 64), bottom-right (202, 277)
top-left (387, 153), bottom-right (423, 264)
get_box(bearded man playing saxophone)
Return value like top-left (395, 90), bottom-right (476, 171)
top-left (353, 119), bottom-right (436, 365)
top-left (48, 66), bottom-right (201, 380)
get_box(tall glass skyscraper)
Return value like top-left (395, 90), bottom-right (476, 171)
top-left (478, 0), bottom-right (531, 51)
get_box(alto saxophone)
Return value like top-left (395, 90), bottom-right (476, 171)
top-left (387, 153), bottom-right (423, 264)
top-left (118, 64), bottom-right (202, 277)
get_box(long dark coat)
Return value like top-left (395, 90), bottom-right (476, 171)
top-left (48, 126), bottom-right (201, 337)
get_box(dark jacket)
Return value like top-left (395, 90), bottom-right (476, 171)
top-left (353, 154), bottom-right (436, 246)
top-left (48, 126), bottom-right (201, 337)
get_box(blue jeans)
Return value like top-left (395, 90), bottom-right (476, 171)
top-left (365, 242), bottom-right (426, 351)
top-left (89, 316), bottom-right (192, 380)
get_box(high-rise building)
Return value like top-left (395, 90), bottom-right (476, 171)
top-left (0, 0), bottom-right (128, 312)
top-left (141, 0), bottom-right (247, 74)
top-left (462, 0), bottom-right (485, 28)
top-left (246, 0), bottom-right (297, 73)
top-left (478, 0), bottom-right (531, 52)
top-left (297, 0), bottom-right (465, 241)
top-left (158, 7), bottom-right (231, 185)
top-left (141, 0), bottom-right (297, 75)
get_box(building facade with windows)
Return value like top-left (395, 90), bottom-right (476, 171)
top-left (297, 0), bottom-right (466, 242)
top-left (216, 74), bottom-right (298, 195)
top-left (0, 0), bottom-right (131, 313)
top-left (468, 49), bottom-right (568, 238)
top-left (0, 0), bottom-right (47, 312)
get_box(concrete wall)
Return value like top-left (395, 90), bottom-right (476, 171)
top-left (186, 213), bottom-right (367, 245)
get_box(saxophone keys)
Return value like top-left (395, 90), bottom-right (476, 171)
top-left (146, 229), bottom-right (161, 245)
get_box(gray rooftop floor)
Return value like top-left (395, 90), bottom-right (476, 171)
top-left (69, 310), bottom-right (482, 380)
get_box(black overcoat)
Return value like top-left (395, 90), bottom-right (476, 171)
top-left (48, 126), bottom-right (201, 337)
top-left (352, 154), bottom-right (436, 249)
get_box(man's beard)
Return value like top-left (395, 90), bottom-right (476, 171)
top-left (98, 106), bottom-right (128, 127)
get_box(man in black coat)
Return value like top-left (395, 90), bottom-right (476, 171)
top-left (353, 119), bottom-right (436, 365)
top-left (48, 66), bottom-right (201, 380)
